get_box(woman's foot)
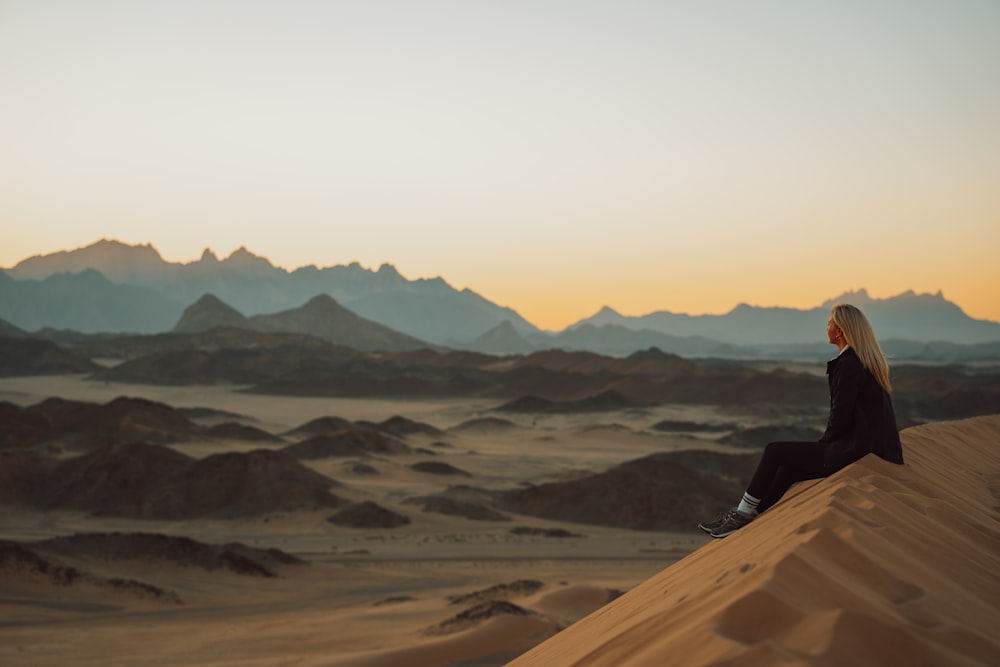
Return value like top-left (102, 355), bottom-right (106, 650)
top-left (709, 509), bottom-right (754, 538)
top-left (698, 509), bottom-right (733, 534)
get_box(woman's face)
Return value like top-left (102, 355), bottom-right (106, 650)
top-left (827, 316), bottom-right (843, 345)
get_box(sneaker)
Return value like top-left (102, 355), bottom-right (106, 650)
top-left (709, 509), bottom-right (754, 538)
top-left (698, 508), bottom-right (733, 534)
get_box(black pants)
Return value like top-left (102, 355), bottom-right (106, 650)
top-left (746, 441), bottom-right (831, 514)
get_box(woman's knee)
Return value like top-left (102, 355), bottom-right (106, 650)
top-left (761, 441), bottom-right (789, 461)
top-left (760, 441), bottom-right (815, 465)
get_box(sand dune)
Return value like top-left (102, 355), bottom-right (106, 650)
top-left (508, 414), bottom-right (1000, 667)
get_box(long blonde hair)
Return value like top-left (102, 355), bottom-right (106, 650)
top-left (831, 303), bottom-right (892, 393)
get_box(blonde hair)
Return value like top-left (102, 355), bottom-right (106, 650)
top-left (831, 303), bottom-right (892, 392)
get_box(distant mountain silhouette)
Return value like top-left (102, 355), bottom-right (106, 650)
top-left (0, 318), bottom-right (27, 338)
top-left (4, 240), bottom-right (999, 354)
top-left (462, 320), bottom-right (537, 355)
top-left (245, 294), bottom-right (429, 351)
top-left (172, 294), bottom-right (248, 333)
top-left (171, 293), bottom-right (429, 351)
top-left (2, 239), bottom-right (536, 342)
top-left (576, 289), bottom-right (1000, 346)
top-left (547, 323), bottom-right (734, 357)
top-left (7, 239), bottom-right (172, 284)
top-left (0, 268), bottom-right (182, 333)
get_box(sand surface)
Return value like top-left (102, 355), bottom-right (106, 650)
top-left (508, 414), bottom-right (1000, 667)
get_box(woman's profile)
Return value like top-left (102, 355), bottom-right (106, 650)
top-left (700, 303), bottom-right (904, 538)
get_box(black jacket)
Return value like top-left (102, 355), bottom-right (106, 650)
top-left (820, 347), bottom-right (904, 469)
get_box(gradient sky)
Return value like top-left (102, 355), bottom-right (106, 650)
top-left (2, 1), bottom-right (999, 330)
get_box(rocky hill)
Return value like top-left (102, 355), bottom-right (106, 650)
top-left (3, 442), bottom-right (345, 519)
top-left (1, 395), bottom-right (288, 452)
top-left (172, 293), bottom-right (248, 332)
top-left (495, 450), bottom-right (759, 531)
top-left (0, 337), bottom-right (101, 376)
top-left (171, 292), bottom-right (432, 351)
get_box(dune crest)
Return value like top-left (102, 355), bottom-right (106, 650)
top-left (508, 415), bottom-right (1000, 667)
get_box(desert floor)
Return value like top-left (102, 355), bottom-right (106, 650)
top-left (0, 374), bottom-right (780, 667)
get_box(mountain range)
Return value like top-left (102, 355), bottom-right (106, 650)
top-left (2, 239), bottom-right (534, 343)
top-left (3, 239), bottom-right (1000, 359)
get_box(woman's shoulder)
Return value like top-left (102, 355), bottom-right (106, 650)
top-left (828, 347), bottom-right (862, 373)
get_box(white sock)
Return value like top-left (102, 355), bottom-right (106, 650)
top-left (736, 492), bottom-right (760, 517)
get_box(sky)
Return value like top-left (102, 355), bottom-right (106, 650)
top-left (2, 0), bottom-right (999, 330)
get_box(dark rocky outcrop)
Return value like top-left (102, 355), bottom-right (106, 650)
top-left (0, 539), bottom-right (182, 603)
top-left (0, 337), bottom-right (100, 376)
top-left (204, 422), bottom-right (284, 442)
top-left (410, 461), bottom-right (471, 476)
top-left (358, 415), bottom-right (444, 438)
top-left (510, 527), bottom-right (585, 538)
top-left (1, 396), bottom-right (283, 452)
top-left (282, 428), bottom-right (411, 459)
top-left (2, 442), bottom-right (345, 519)
top-left (327, 501), bottom-right (411, 528)
top-left (447, 580), bottom-right (545, 605)
top-left (495, 450), bottom-right (759, 531)
top-left (144, 449), bottom-right (345, 519)
top-left (37, 532), bottom-right (304, 576)
top-left (427, 600), bottom-right (540, 636)
top-left (285, 416), bottom-right (355, 439)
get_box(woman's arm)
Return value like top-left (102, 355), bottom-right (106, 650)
top-left (818, 353), bottom-right (862, 444)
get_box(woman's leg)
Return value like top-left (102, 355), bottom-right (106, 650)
top-left (746, 441), bottom-right (829, 513)
top-left (703, 441), bottom-right (828, 537)
top-left (757, 464), bottom-right (827, 513)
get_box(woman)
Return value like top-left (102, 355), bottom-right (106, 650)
top-left (699, 303), bottom-right (904, 538)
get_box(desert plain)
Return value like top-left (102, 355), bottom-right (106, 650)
top-left (0, 371), bottom-right (769, 667)
top-left (3, 366), bottom-right (999, 667)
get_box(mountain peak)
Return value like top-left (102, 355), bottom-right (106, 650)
top-left (302, 293), bottom-right (340, 309)
top-left (820, 288), bottom-right (952, 311)
top-left (8, 238), bottom-right (167, 280)
top-left (227, 246), bottom-right (252, 258)
top-left (172, 293), bottom-right (247, 333)
top-left (198, 248), bottom-right (219, 263)
top-left (224, 246), bottom-right (271, 266)
top-left (469, 319), bottom-right (535, 354)
top-left (245, 293), bottom-right (427, 351)
top-left (573, 306), bottom-right (625, 329)
top-left (822, 288), bottom-right (873, 307)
